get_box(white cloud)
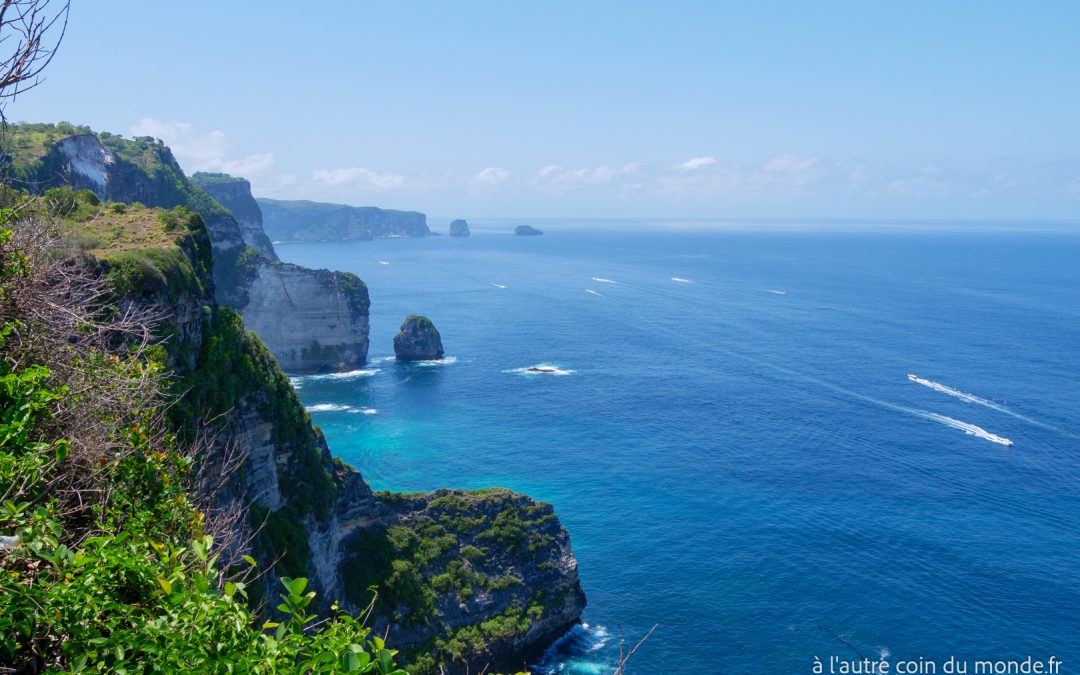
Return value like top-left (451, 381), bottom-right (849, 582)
top-left (474, 166), bottom-right (510, 186)
top-left (220, 153), bottom-right (276, 177)
top-left (129, 117), bottom-right (275, 178)
top-left (311, 167), bottom-right (405, 190)
top-left (679, 156), bottom-right (716, 171)
top-left (534, 163), bottom-right (639, 191)
top-left (763, 154), bottom-right (818, 173)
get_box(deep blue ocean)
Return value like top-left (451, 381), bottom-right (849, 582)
top-left (276, 223), bottom-right (1080, 674)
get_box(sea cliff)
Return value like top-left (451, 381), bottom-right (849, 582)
top-left (257, 197), bottom-right (430, 242)
top-left (1, 132), bottom-right (586, 672)
top-left (2, 125), bottom-right (369, 373)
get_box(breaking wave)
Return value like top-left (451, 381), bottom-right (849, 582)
top-left (291, 369), bottom-right (379, 384)
top-left (306, 403), bottom-right (352, 413)
top-left (671, 277), bottom-right (692, 283)
top-left (505, 363), bottom-right (576, 376)
top-left (765, 289), bottom-right (787, 295)
top-left (305, 403), bottom-right (379, 415)
top-left (414, 356), bottom-right (458, 367)
top-left (534, 623), bottom-right (613, 675)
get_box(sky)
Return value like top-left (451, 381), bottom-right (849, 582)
top-left (8, 1), bottom-right (1080, 221)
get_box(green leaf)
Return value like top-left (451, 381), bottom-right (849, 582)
top-left (157, 577), bottom-right (172, 595)
top-left (288, 577), bottom-right (308, 595)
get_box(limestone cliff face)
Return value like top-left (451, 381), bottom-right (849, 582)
top-left (257, 198), bottom-right (430, 242)
top-left (11, 129), bottom-right (370, 373)
top-left (191, 173), bottom-right (279, 261)
top-left (188, 172), bottom-right (372, 372)
top-left (242, 261), bottom-right (370, 372)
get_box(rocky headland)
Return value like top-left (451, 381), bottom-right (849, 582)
top-left (0, 123), bottom-right (587, 669)
top-left (0, 126), bottom-right (371, 373)
top-left (257, 197), bottom-right (430, 242)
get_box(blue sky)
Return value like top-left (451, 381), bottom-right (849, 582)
top-left (10, 1), bottom-right (1080, 220)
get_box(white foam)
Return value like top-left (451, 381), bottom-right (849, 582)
top-left (378, 260), bottom-right (390, 265)
top-left (352, 407), bottom-right (378, 415)
top-left (585, 288), bottom-right (605, 297)
top-left (922, 412), bottom-right (1014, 446)
top-left (506, 363), bottom-right (575, 376)
top-left (671, 277), bottom-right (692, 283)
top-left (414, 356), bottom-right (458, 367)
top-left (306, 403), bottom-right (354, 413)
top-left (488, 283), bottom-right (507, 289)
top-left (765, 289), bottom-right (787, 295)
top-left (906, 373), bottom-right (1069, 436)
top-left (909, 374), bottom-right (997, 406)
top-left (591, 277), bottom-right (619, 284)
top-left (292, 369), bottom-right (379, 384)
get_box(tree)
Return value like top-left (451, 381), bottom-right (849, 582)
top-left (0, 0), bottom-right (69, 119)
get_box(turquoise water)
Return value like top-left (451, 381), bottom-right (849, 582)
top-left (277, 226), bottom-right (1080, 674)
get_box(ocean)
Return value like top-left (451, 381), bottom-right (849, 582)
top-left (276, 223), bottom-right (1080, 674)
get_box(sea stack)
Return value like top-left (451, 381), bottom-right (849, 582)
top-left (515, 224), bottom-right (543, 236)
top-left (394, 315), bottom-right (445, 361)
top-left (449, 219), bottom-right (471, 236)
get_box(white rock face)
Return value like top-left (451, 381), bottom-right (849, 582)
top-left (240, 261), bottom-right (369, 373)
top-left (55, 135), bottom-right (113, 198)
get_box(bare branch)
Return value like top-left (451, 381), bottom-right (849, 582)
top-left (0, 0), bottom-right (70, 119)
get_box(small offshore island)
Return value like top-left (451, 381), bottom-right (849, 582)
top-left (515, 225), bottom-right (544, 236)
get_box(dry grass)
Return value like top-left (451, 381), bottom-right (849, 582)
top-left (67, 205), bottom-right (180, 257)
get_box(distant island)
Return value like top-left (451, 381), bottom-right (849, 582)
top-left (256, 198), bottom-right (430, 242)
top-left (515, 224), bottom-right (544, 236)
top-left (449, 219), bottom-right (471, 236)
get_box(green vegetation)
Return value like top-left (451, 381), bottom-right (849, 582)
top-left (0, 211), bottom-right (408, 673)
top-left (339, 490), bottom-right (560, 672)
top-left (408, 597), bottom-right (545, 675)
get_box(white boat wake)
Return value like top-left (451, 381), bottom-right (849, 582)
top-left (585, 288), bottom-right (605, 297)
top-left (488, 282), bottom-right (507, 289)
top-left (921, 412), bottom-right (1014, 446)
top-left (765, 289), bottom-right (787, 295)
top-left (671, 277), bottom-right (692, 283)
top-left (907, 373), bottom-right (1069, 436)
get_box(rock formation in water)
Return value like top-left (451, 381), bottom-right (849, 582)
top-left (257, 198), bottom-right (430, 242)
top-left (449, 219), bottom-right (471, 236)
top-left (515, 225), bottom-right (543, 236)
top-left (394, 314), bottom-right (445, 361)
top-left (2, 125), bottom-right (369, 373)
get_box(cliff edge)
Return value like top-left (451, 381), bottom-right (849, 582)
top-left (2, 125), bottom-right (369, 373)
top-left (15, 157), bottom-right (585, 673)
